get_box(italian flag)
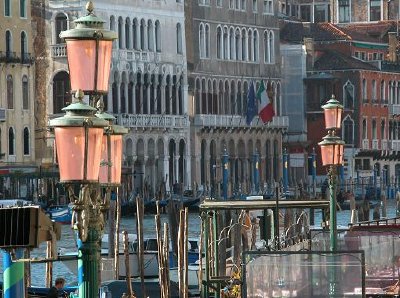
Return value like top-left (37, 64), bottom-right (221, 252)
top-left (257, 80), bottom-right (275, 123)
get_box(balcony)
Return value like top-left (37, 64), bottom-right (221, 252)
top-left (112, 49), bottom-right (161, 63)
top-left (193, 115), bottom-right (289, 130)
top-left (389, 104), bottom-right (400, 116)
top-left (21, 53), bottom-right (34, 65)
top-left (116, 114), bottom-right (189, 130)
top-left (389, 140), bottom-right (400, 151)
top-left (0, 51), bottom-right (20, 63)
top-left (382, 139), bottom-right (388, 150)
top-left (362, 139), bottom-right (369, 150)
top-left (51, 44), bottom-right (67, 58)
top-left (372, 139), bottom-right (379, 150)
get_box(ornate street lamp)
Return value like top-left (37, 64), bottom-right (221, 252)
top-left (318, 94), bottom-right (344, 252)
top-left (318, 94), bottom-right (344, 296)
top-left (50, 2), bottom-right (118, 298)
top-left (60, 1), bottom-right (116, 96)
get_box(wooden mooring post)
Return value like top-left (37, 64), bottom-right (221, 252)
top-left (123, 231), bottom-right (136, 298)
top-left (135, 195), bottom-right (146, 297)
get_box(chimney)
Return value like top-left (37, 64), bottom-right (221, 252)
top-left (388, 32), bottom-right (398, 63)
top-left (304, 37), bottom-right (315, 69)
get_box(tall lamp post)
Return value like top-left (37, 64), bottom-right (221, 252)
top-left (318, 94), bottom-right (344, 252)
top-left (49, 2), bottom-right (119, 297)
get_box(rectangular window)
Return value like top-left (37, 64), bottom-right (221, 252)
top-left (217, 0), bottom-right (222, 7)
top-left (229, 0), bottom-right (234, 9)
top-left (5, 0), bottom-right (10, 16)
top-left (314, 4), bottom-right (328, 22)
top-left (253, 0), bottom-right (257, 12)
top-left (354, 51), bottom-right (360, 58)
top-left (339, 0), bottom-right (350, 22)
top-left (263, 0), bottom-right (273, 14)
top-left (241, 0), bottom-right (246, 10)
top-left (370, 0), bottom-right (381, 21)
top-left (360, 52), bottom-right (366, 60)
top-left (300, 5), bottom-right (311, 21)
top-left (20, 0), bottom-right (25, 17)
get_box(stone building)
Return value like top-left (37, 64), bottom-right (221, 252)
top-left (185, 0), bottom-right (288, 195)
top-left (0, 0), bottom-right (36, 196)
top-left (278, 0), bottom-right (399, 23)
top-left (33, 0), bottom-right (189, 197)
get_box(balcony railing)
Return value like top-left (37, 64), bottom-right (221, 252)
top-left (116, 114), bottom-right (189, 129)
top-left (112, 49), bottom-right (161, 63)
top-left (51, 44), bottom-right (67, 58)
top-left (362, 139), bottom-right (369, 150)
top-left (382, 139), bottom-right (388, 150)
top-left (21, 53), bottom-right (33, 65)
top-left (389, 140), bottom-right (400, 151)
top-left (193, 115), bottom-right (289, 129)
top-left (0, 51), bottom-right (20, 63)
top-left (389, 104), bottom-right (400, 116)
top-left (372, 139), bottom-right (379, 150)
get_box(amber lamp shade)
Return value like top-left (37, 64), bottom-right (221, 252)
top-left (55, 126), bottom-right (104, 182)
top-left (66, 39), bottom-right (112, 94)
top-left (324, 107), bottom-right (343, 130)
top-left (99, 135), bottom-right (123, 184)
top-left (320, 142), bottom-right (344, 166)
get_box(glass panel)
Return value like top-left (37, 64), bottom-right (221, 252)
top-left (55, 127), bottom-right (103, 181)
top-left (66, 40), bottom-right (112, 93)
top-left (99, 135), bottom-right (122, 184)
top-left (243, 251), bottom-right (365, 297)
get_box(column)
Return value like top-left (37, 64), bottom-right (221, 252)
top-left (183, 74), bottom-right (189, 115)
top-left (107, 83), bottom-right (113, 112)
top-left (163, 156), bottom-right (170, 193)
top-left (153, 76), bottom-right (158, 114)
top-left (139, 77), bottom-right (144, 114)
top-left (161, 79), bottom-right (166, 114)
top-left (175, 79), bottom-right (180, 114)
top-left (121, 20), bottom-right (126, 49)
top-left (144, 24), bottom-right (148, 51)
top-left (174, 156), bottom-right (180, 188)
top-left (169, 79), bottom-right (173, 114)
top-left (124, 82), bottom-right (129, 113)
top-left (147, 81), bottom-right (151, 114)
top-left (117, 82), bottom-right (121, 113)
top-left (185, 152), bottom-right (192, 190)
top-left (132, 81), bottom-right (136, 114)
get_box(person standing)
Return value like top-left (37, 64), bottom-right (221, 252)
top-left (47, 277), bottom-right (67, 298)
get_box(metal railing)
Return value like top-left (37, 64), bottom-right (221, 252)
top-left (372, 139), bottom-right (379, 150)
top-left (116, 114), bottom-right (189, 129)
top-left (112, 49), bottom-right (161, 63)
top-left (193, 114), bottom-right (289, 129)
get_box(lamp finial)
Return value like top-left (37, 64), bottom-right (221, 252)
top-left (74, 89), bottom-right (84, 102)
top-left (86, 1), bottom-right (94, 14)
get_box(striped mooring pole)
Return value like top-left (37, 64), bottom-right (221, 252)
top-left (3, 249), bottom-right (25, 298)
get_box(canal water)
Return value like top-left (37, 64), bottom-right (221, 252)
top-left (0, 200), bottom-right (397, 287)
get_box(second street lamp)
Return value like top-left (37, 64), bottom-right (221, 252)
top-left (52, 2), bottom-right (119, 297)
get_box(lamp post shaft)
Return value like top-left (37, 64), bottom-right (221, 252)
top-left (328, 165), bottom-right (337, 252)
top-left (79, 227), bottom-right (100, 298)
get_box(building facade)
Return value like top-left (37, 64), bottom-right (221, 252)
top-left (35, 0), bottom-right (189, 198)
top-left (0, 0), bottom-right (36, 197)
top-left (185, 0), bottom-right (288, 195)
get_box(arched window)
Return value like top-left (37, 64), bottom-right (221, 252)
top-left (177, 23), bottom-right (183, 54)
top-left (20, 0), bottom-right (26, 17)
top-left (235, 29), bottom-right (240, 60)
top-left (5, 30), bottom-right (12, 58)
top-left (148, 20), bottom-right (154, 51)
top-left (140, 19), bottom-right (145, 50)
top-left (343, 81), bottom-right (354, 109)
top-left (5, 0), bottom-right (10, 16)
top-left (241, 29), bottom-right (247, 61)
top-left (125, 18), bottom-right (131, 49)
top-left (372, 119), bottom-right (377, 139)
top-left (23, 127), bottom-right (29, 155)
top-left (362, 78), bottom-right (367, 101)
top-left (343, 116), bottom-right (354, 144)
top-left (380, 80), bottom-right (385, 101)
top-left (55, 14), bottom-right (67, 44)
top-left (155, 20), bottom-right (161, 52)
top-left (229, 27), bottom-right (235, 60)
top-left (362, 118), bottom-right (367, 139)
top-left (223, 27), bottom-right (228, 59)
top-left (253, 30), bottom-right (259, 61)
top-left (21, 31), bottom-right (27, 62)
top-left (372, 79), bottom-right (377, 101)
top-left (205, 24), bottom-right (210, 58)
top-left (118, 17), bottom-right (123, 49)
top-left (199, 23), bottom-right (204, 58)
top-left (216, 26), bottom-right (222, 59)
top-left (132, 18), bottom-right (137, 49)
top-left (53, 71), bottom-right (71, 113)
top-left (7, 75), bottom-right (13, 109)
top-left (268, 31), bottom-right (274, 63)
top-left (22, 75), bottom-right (28, 110)
top-left (381, 119), bottom-right (386, 139)
top-left (8, 127), bottom-right (15, 156)
top-left (248, 30), bottom-right (253, 61)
